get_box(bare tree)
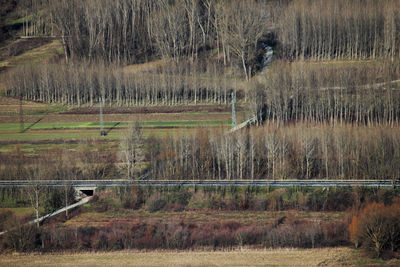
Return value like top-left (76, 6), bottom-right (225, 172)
top-left (121, 122), bottom-right (143, 179)
top-left (224, 0), bottom-right (269, 80)
top-left (26, 160), bottom-right (47, 227)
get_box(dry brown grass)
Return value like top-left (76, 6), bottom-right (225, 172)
top-left (64, 210), bottom-right (345, 228)
top-left (0, 96), bottom-right (49, 115)
top-left (0, 247), bottom-right (352, 267)
top-left (122, 59), bottom-right (166, 74)
top-left (1, 39), bottom-right (63, 68)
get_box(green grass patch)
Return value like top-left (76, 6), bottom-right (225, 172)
top-left (0, 120), bottom-right (229, 132)
top-left (0, 119), bottom-right (230, 142)
top-left (9, 16), bottom-right (30, 25)
top-left (29, 105), bottom-right (68, 115)
top-left (349, 249), bottom-right (400, 265)
top-left (0, 131), bottom-right (120, 141)
top-left (0, 194), bottom-right (30, 209)
top-left (0, 128), bottom-right (203, 142)
top-left (0, 207), bottom-right (34, 217)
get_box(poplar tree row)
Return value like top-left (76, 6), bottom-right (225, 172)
top-left (147, 125), bottom-right (400, 181)
top-left (279, 0), bottom-right (400, 60)
top-left (5, 62), bottom-right (242, 106)
top-left (254, 61), bottom-right (400, 126)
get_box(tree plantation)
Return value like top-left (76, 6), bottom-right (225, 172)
top-left (258, 61), bottom-right (400, 125)
top-left (6, 59), bottom-right (400, 126)
top-left (279, 0), bottom-right (400, 60)
top-left (5, 61), bottom-right (242, 107)
top-left (146, 125), bottom-right (400, 181)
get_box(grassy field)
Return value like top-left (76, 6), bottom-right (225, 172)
top-left (64, 208), bottom-right (345, 228)
top-left (0, 96), bottom-right (239, 155)
top-left (0, 120), bottom-right (229, 144)
top-left (0, 248), bottom-right (353, 267)
top-left (0, 128), bottom-right (204, 144)
top-left (2, 248), bottom-right (399, 266)
top-left (0, 94), bottom-right (239, 149)
top-left (0, 120), bottom-right (230, 132)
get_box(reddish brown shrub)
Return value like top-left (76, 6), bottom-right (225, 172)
top-left (349, 202), bottom-right (400, 257)
top-left (222, 221), bottom-right (242, 231)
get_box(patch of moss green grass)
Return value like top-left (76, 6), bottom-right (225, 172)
top-left (0, 120), bottom-right (229, 132)
top-left (350, 249), bottom-right (400, 266)
top-left (0, 129), bottom-right (197, 142)
top-left (0, 207), bottom-right (33, 217)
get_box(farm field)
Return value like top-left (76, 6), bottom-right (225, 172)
top-left (0, 120), bottom-right (231, 131)
top-left (63, 209), bottom-right (345, 228)
top-left (0, 101), bottom-right (240, 156)
top-left (0, 95), bottom-right (244, 153)
top-left (0, 116), bottom-right (231, 144)
top-left (0, 248), bottom-right (354, 267)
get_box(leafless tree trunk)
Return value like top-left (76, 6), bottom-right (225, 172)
top-left (121, 122), bottom-right (143, 179)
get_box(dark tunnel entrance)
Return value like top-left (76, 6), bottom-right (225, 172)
top-left (80, 189), bottom-right (94, 196)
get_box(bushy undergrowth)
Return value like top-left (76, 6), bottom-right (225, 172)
top-left (2, 185), bottom-right (398, 216)
top-left (1, 186), bottom-right (398, 253)
top-left (76, 186), bottom-right (400, 213)
top-left (0, 186), bottom-right (76, 211)
top-left (0, 216), bottom-right (347, 252)
top-left (0, 141), bottom-right (118, 181)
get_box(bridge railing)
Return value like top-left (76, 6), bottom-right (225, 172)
top-left (0, 179), bottom-right (398, 188)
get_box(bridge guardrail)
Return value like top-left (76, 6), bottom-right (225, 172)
top-left (0, 179), bottom-right (398, 188)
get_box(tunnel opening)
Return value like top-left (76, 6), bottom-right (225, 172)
top-left (80, 189), bottom-right (94, 196)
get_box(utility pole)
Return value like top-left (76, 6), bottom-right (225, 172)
top-left (99, 97), bottom-right (106, 136)
top-left (19, 94), bottom-right (24, 133)
top-left (232, 91), bottom-right (236, 129)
